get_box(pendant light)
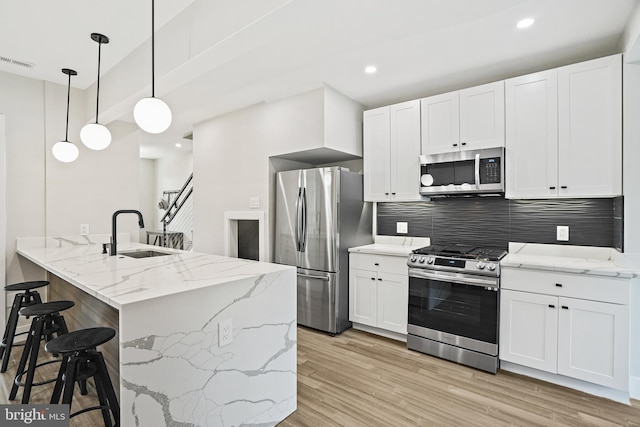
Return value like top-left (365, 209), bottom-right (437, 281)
top-left (52, 68), bottom-right (80, 163)
top-left (134, 0), bottom-right (172, 134)
top-left (80, 33), bottom-right (111, 150)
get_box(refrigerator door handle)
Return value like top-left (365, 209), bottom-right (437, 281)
top-left (300, 187), bottom-right (307, 252)
top-left (295, 187), bottom-right (302, 251)
top-left (298, 272), bottom-right (330, 281)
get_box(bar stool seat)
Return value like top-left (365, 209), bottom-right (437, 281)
top-left (0, 280), bottom-right (49, 373)
top-left (46, 327), bottom-right (119, 427)
top-left (9, 300), bottom-right (74, 404)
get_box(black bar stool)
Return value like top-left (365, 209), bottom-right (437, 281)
top-left (0, 280), bottom-right (49, 373)
top-left (46, 327), bottom-right (119, 427)
top-left (8, 300), bottom-right (74, 404)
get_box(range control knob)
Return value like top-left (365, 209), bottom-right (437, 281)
top-left (476, 261), bottom-right (486, 270)
top-left (487, 263), bottom-right (496, 271)
top-left (426, 257), bottom-right (435, 264)
top-left (410, 256), bottom-right (417, 263)
top-left (418, 257), bottom-right (426, 263)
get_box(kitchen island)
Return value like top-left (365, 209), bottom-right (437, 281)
top-left (16, 236), bottom-right (297, 426)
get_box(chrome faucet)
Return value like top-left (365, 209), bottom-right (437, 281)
top-left (110, 210), bottom-right (145, 256)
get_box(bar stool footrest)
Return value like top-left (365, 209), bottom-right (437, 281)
top-left (14, 359), bottom-right (62, 387)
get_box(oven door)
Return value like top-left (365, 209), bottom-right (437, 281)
top-left (408, 268), bottom-right (499, 354)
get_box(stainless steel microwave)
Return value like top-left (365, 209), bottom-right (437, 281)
top-left (419, 147), bottom-right (505, 196)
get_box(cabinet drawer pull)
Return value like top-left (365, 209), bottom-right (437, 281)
top-left (561, 186), bottom-right (568, 189)
top-left (378, 278), bottom-right (383, 281)
top-left (453, 143), bottom-right (458, 147)
top-left (548, 304), bottom-right (555, 308)
top-left (391, 192), bottom-right (396, 195)
top-left (549, 186), bottom-right (556, 190)
top-left (561, 305), bottom-right (569, 310)
top-left (370, 277), bottom-right (375, 281)
top-left (555, 283), bottom-right (563, 287)
top-left (374, 263), bottom-right (379, 266)
top-left (461, 142), bottom-right (467, 146)
top-left (385, 192), bottom-right (390, 195)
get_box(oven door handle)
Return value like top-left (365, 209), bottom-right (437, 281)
top-left (408, 268), bottom-right (498, 288)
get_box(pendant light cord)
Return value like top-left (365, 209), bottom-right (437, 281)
top-left (95, 40), bottom-right (102, 123)
top-left (151, 0), bottom-right (155, 98)
top-left (65, 72), bottom-right (71, 141)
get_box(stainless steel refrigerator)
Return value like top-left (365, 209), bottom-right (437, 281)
top-left (275, 167), bottom-right (373, 334)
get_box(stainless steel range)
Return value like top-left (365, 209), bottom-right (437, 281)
top-left (406, 244), bottom-right (507, 373)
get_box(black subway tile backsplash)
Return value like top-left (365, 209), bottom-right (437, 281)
top-left (377, 197), bottom-right (622, 251)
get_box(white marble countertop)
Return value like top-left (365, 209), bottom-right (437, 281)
top-left (501, 242), bottom-right (640, 279)
top-left (17, 235), bottom-right (294, 310)
top-left (349, 236), bottom-right (430, 257)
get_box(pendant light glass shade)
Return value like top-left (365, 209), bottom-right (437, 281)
top-left (80, 123), bottom-right (111, 150)
top-left (134, 96), bottom-right (172, 133)
top-left (52, 68), bottom-right (79, 163)
top-left (52, 141), bottom-right (80, 162)
top-left (134, 0), bottom-right (172, 134)
top-left (81, 33), bottom-right (111, 151)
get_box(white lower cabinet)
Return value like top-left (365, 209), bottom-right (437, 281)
top-left (349, 253), bottom-right (408, 335)
top-left (500, 268), bottom-right (629, 391)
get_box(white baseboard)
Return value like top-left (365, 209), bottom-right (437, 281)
top-left (501, 361), bottom-right (630, 404)
top-left (630, 375), bottom-right (640, 400)
top-left (352, 323), bottom-right (407, 342)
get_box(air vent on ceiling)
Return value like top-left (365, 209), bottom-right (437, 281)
top-left (0, 56), bottom-right (34, 69)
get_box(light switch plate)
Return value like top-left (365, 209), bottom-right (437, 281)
top-left (80, 224), bottom-right (89, 236)
top-left (249, 197), bottom-right (260, 209)
top-left (557, 225), bottom-right (569, 241)
top-left (396, 222), bottom-right (408, 234)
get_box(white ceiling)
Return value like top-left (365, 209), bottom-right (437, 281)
top-left (1, 0), bottom-right (638, 159)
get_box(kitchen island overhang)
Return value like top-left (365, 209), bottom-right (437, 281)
top-left (16, 236), bottom-right (297, 426)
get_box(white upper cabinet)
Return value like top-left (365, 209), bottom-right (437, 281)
top-left (505, 70), bottom-right (559, 198)
top-left (421, 81), bottom-right (505, 155)
top-left (506, 54), bottom-right (622, 198)
top-left (557, 55), bottom-right (622, 197)
top-left (363, 100), bottom-right (421, 202)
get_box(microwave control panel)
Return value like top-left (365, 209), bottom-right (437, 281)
top-left (479, 157), bottom-right (501, 184)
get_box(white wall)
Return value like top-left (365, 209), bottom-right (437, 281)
top-left (44, 82), bottom-right (142, 239)
top-left (139, 159), bottom-right (157, 242)
top-left (0, 115), bottom-right (6, 324)
top-left (192, 86), bottom-right (363, 259)
top-left (0, 71), bottom-right (46, 284)
top-left (0, 70), bottom-right (143, 288)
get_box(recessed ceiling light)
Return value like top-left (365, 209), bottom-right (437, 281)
top-left (517, 18), bottom-right (535, 29)
top-left (365, 65), bottom-right (377, 74)
top-left (175, 143), bottom-right (182, 148)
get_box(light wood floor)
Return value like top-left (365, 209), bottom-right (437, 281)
top-left (0, 342), bottom-right (109, 427)
top-left (281, 327), bottom-right (640, 427)
top-left (2, 327), bottom-right (639, 426)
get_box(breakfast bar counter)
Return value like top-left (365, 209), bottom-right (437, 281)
top-left (16, 236), bottom-right (297, 426)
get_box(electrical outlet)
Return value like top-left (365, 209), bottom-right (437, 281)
top-left (396, 222), bottom-right (408, 234)
top-left (80, 224), bottom-right (89, 236)
top-left (219, 319), bottom-right (233, 347)
top-left (557, 225), bottom-right (569, 241)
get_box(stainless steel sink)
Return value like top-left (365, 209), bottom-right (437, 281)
top-left (119, 250), bottom-right (173, 258)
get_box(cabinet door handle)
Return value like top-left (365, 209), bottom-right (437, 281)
top-left (384, 192), bottom-right (389, 195)
top-left (561, 305), bottom-right (569, 310)
top-left (461, 142), bottom-right (467, 146)
top-left (555, 283), bottom-right (563, 287)
top-left (391, 192), bottom-right (396, 195)
top-left (378, 278), bottom-right (383, 281)
top-left (548, 304), bottom-right (555, 308)
top-left (374, 263), bottom-right (379, 266)
top-left (370, 277), bottom-right (375, 281)
top-left (561, 186), bottom-right (568, 189)
top-left (453, 143), bottom-right (458, 147)
top-left (549, 186), bottom-right (556, 190)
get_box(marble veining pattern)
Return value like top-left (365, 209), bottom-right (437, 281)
top-left (17, 237), bottom-right (297, 426)
top-left (502, 242), bottom-right (640, 278)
